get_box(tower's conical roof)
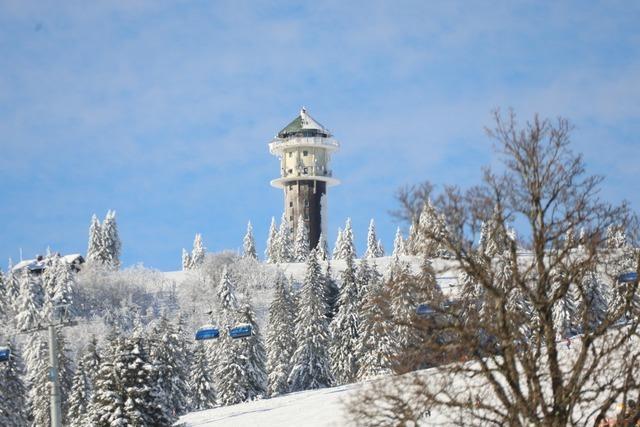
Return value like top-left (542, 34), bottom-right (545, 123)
top-left (277, 107), bottom-right (331, 138)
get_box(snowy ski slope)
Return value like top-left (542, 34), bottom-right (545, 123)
top-left (179, 330), bottom-right (637, 426)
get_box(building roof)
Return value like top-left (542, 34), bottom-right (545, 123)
top-left (277, 108), bottom-right (331, 138)
top-left (12, 253), bottom-right (85, 274)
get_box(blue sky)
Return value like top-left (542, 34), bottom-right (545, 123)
top-left (1, 1), bottom-right (639, 271)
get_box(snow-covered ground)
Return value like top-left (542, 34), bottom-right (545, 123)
top-left (179, 329), bottom-right (636, 427)
top-left (179, 383), bottom-right (358, 427)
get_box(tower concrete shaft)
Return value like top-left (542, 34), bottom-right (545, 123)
top-left (269, 108), bottom-right (340, 250)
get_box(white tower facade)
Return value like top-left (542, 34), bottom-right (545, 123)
top-left (269, 108), bottom-right (340, 250)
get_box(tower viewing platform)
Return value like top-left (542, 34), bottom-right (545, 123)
top-left (269, 108), bottom-right (340, 188)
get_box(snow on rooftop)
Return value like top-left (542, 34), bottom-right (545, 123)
top-left (276, 107), bottom-right (332, 138)
top-left (11, 253), bottom-right (84, 273)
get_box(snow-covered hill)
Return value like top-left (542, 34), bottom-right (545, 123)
top-left (162, 255), bottom-right (460, 337)
top-left (179, 383), bottom-right (358, 427)
top-left (179, 328), bottom-right (636, 427)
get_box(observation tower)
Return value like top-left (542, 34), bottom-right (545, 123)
top-left (269, 108), bottom-right (340, 250)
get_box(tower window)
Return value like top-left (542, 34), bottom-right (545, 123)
top-left (288, 152), bottom-right (292, 158)
top-left (289, 201), bottom-right (293, 207)
top-left (303, 167), bottom-right (308, 174)
top-left (303, 150), bottom-right (308, 156)
top-left (304, 199), bottom-right (309, 207)
top-left (290, 216), bottom-right (293, 221)
top-left (288, 169), bottom-right (293, 174)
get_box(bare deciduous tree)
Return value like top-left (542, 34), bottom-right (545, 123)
top-left (390, 181), bottom-right (435, 226)
top-left (348, 110), bottom-right (640, 426)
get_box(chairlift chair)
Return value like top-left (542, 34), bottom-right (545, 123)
top-left (0, 346), bottom-right (10, 362)
top-left (229, 324), bottom-right (252, 339)
top-left (618, 272), bottom-right (638, 284)
top-left (195, 326), bottom-right (220, 341)
top-left (416, 303), bottom-right (435, 317)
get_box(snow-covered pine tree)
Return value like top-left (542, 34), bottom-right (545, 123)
top-left (0, 340), bottom-right (28, 426)
top-left (609, 247), bottom-right (640, 321)
top-left (182, 248), bottom-right (192, 271)
top-left (26, 334), bottom-right (52, 426)
top-left (376, 239), bottom-right (385, 257)
top-left (42, 254), bottom-right (75, 322)
top-left (87, 214), bottom-right (102, 264)
top-left (0, 270), bottom-right (6, 323)
top-left (81, 335), bottom-right (101, 396)
top-left (287, 275), bottom-right (299, 315)
top-left (266, 273), bottom-right (296, 396)
top-left (478, 204), bottom-right (511, 258)
top-left (356, 282), bottom-right (396, 380)
top-left (387, 255), bottom-right (419, 358)
top-left (416, 256), bottom-right (443, 303)
top-left (190, 343), bottom-right (217, 411)
top-left (218, 266), bottom-right (239, 312)
top-left (337, 218), bottom-right (357, 260)
top-left (117, 336), bottom-right (173, 425)
top-left (265, 217), bottom-right (279, 263)
top-left (579, 271), bottom-right (609, 332)
top-left (332, 228), bottom-right (343, 260)
top-left (288, 249), bottom-right (333, 391)
top-left (368, 261), bottom-right (383, 296)
top-left (495, 253), bottom-right (534, 340)
top-left (330, 249), bottom-right (361, 385)
top-left (392, 227), bottom-right (406, 258)
top-left (191, 233), bottom-right (206, 269)
top-left (293, 215), bottom-right (310, 262)
top-left (67, 358), bottom-right (91, 427)
top-left (4, 269), bottom-right (20, 304)
top-left (215, 269), bottom-right (251, 406)
top-left (237, 302), bottom-right (267, 400)
top-left (458, 269), bottom-right (482, 327)
top-left (316, 232), bottom-right (329, 261)
top-left (14, 269), bottom-right (44, 331)
top-left (364, 219), bottom-right (381, 259)
top-left (243, 221), bottom-right (258, 260)
top-left (412, 199), bottom-right (449, 258)
top-left (564, 227), bottom-right (576, 249)
top-left (215, 335), bottom-right (247, 406)
top-left (551, 276), bottom-right (578, 339)
top-left (355, 258), bottom-right (372, 302)
top-left (407, 223), bottom-right (418, 255)
top-left (323, 262), bottom-right (339, 322)
top-left (606, 225), bottom-right (627, 250)
top-left (57, 328), bottom-right (75, 422)
top-left (276, 213), bottom-right (294, 263)
top-left (150, 314), bottom-right (192, 417)
top-left (101, 327), bottom-right (123, 360)
top-left (101, 210), bottom-right (121, 270)
top-left (88, 359), bottom-right (127, 427)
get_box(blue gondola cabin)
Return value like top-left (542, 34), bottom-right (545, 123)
top-left (195, 326), bottom-right (220, 341)
top-left (0, 347), bottom-right (10, 362)
top-left (230, 324), bottom-right (252, 339)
